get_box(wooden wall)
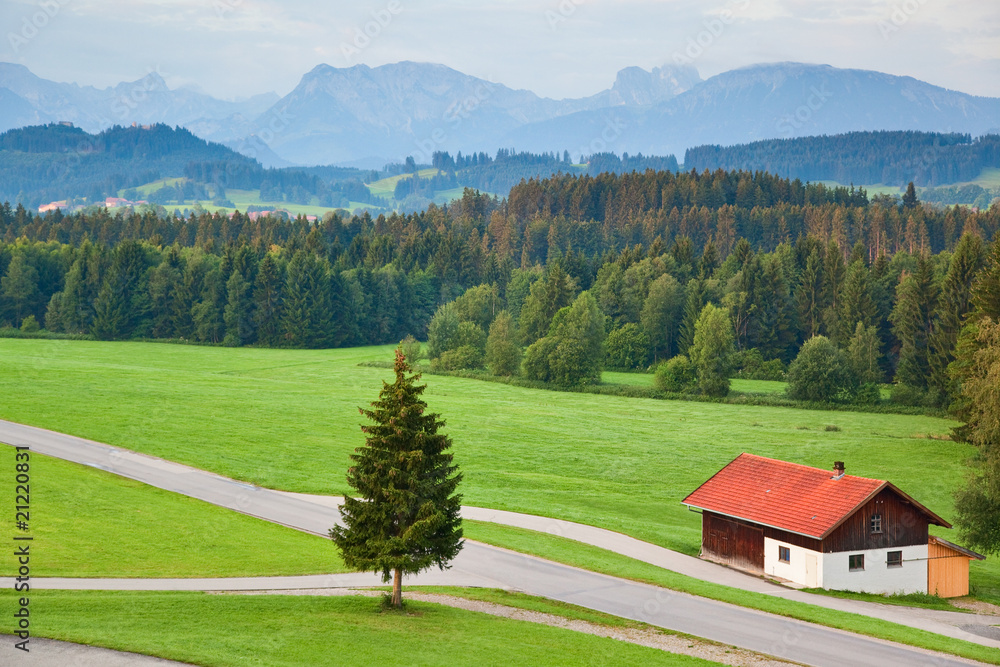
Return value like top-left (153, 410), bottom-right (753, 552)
top-left (702, 512), bottom-right (764, 572)
top-left (928, 540), bottom-right (970, 598)
top-left (823, 487), bottom-right (928, 553)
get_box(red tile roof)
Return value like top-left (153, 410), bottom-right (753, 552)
top-left (682, 453), bottom-right (949, 539)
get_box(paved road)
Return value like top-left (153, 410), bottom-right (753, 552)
top-left (0, 420), bottom-right (992, 667)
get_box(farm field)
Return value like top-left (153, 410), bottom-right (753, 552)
top-left (0, 339), bottom-right (990, 587)
top-left (1, 453), bottom-right (344, 577)
top-left (602, 371), bottom-right (787, 395)
top-left (1, 590), bottom-right (718, 667)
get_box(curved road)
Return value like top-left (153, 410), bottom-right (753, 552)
top-left (0, 420), bottom-right (990, 667)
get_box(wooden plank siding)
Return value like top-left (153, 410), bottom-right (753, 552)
top-left (702, 512), bottom-right (764, 571)
top-left (821, 487), bottom-right (929, 553)
top-left (928, 539), bottom-right (971, 598)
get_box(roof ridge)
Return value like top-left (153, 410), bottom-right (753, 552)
top-left (736, 452), bottom-right (886, 484)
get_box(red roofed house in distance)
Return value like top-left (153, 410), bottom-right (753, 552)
top-left (682, 454), bottom-right (984, 597)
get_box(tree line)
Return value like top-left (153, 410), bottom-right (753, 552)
top-left (685, 131), bottom-right (1000, 187)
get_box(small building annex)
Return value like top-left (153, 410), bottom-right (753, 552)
top-left (682, 453), bottom-right (985, 596)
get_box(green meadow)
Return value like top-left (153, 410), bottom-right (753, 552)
top-left (2, 453), bottom-right (343, 577)
top-left (0, 340), bottom-right (963, 547)
top-left (4, 590), bottom-right (719, 667)
top-left (1, 338), bottom-right (993, 595)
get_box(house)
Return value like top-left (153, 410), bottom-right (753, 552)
top-left (681, 453), bottom-right (984, 596)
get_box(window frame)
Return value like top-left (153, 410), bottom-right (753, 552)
top-left (886, 550), bottom-right (903, 568)
top-left (849, 554), bottom-right (865, 571)
top-left (778, 546), bottom-right (790, 563)
top-left (870, 514), bottom-right (883, 534)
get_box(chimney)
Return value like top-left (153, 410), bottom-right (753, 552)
top-left (832, 461), bottom-right (845, 480)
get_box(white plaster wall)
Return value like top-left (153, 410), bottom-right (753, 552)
top-left (764, 537), bottom-right (821, 587)
top-left (822, 545), bottom-right (928, 595)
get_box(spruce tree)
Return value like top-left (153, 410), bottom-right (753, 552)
top-left (794, 247), bottom-right (824, 340)
top-left (253, 253), bottom-right (284, 346)
top-left (890, 255), bottom-right (939, 389)
top-left (330, 350), bottom-right (463, 608)
top-left (929, 233), bottom-right (985, 397)
top-left (92, 240), bottom-right (150, 340)
top-left (837, 259), bottom-right (875, 344)
top-left (223, 269), bottom-right (255, 346)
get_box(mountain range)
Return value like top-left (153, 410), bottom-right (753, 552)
top-left (2, 60), bottom-right (998, 169)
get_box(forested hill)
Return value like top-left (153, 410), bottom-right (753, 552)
top-left (0, 123), bottom-right (256, 206)
top-left (1, 167), bottom-right (999, 414)
top-left (0, 123), bottom-right (385, 210)
top-left (684, 131), bottom-right (1000, 187)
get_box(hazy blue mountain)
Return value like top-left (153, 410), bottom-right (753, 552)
top-left (504, 62), bottom-right (1000, 159)
top-left (3, 60), bottom-right (998, 168)
top-left (250, 61), bottom-right (606, 166)
top-left (0, 62), bottom-right (278, 135)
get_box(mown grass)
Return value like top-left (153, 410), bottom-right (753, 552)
top-left (1, 453), bottom-right (344, 577)
top-left (2, 590), bottom-right (721, 666)
top-left (463, 521), bottom-right (1000, 666)
top-left (0, 339), bottom-right (975, 563)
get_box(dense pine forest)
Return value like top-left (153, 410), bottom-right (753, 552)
top-left (685, 131), bottom-right (1000, 187)
top-left (1, 167), bottom-right (999, 411)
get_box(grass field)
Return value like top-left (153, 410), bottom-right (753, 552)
top-left (602, 371), bottom-right (787, 395)
top-left (1, 453), bottom-right (344, 577)
top-left (0, 339), bottom-right (970, 563)
top-left (5, 590), bottom-right (719, 667)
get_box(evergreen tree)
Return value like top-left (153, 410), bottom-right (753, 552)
top-left (929, 233), bottom-right (985, 397)
top-left (755, 254), bottom-right (795, 361)
top-left (253, 253), bottom-right (284, 346)
top-left (517, 263), bottom-right (575, 345)
top-left (282, 250), bottom-right (335, 348)
top-left (846, 322), bottom-right (884, 386)
top-left (223, 269), bottom-right (255, 346)
top-left (191, 267), bottom-right (226, 344)
top-left (794, 247), bottom-right (824, 340)
top-left (677, 278), bottom-right (706, 354)
top-left (690, 303), bottom-right (735, 397)
top-left (890, 255), bottom-right (939, 389)
top-left (837, 259), bottom-right (875, 344)
top-left (148, 248), bottom-right (183, 338)
top-left (92, 240), bottom-right (150, 340)
top-left (1, 253), bottom-right (38, 326)
top-left (902, 181), bottom-right (918, 209)
top-left (821, 240), bottom-right (846, 338)
top-left (485, 310), bottom-right (521, 376)
top-left (952, 319), bottom-right (1000, 555)
top-left (330, 350), bottom-right (463, 608)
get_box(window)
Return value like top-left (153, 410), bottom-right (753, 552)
top-left (887, 551), bottom-right (902, 568)
top-left (849, 554), bottom-right (865, 571)
top-left (870, 514), bottom-right (882, 533)
top-left (778, 546), bottom-right (790, 563)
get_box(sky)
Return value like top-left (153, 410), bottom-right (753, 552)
top-left (2, 0), bottom-right (998, 101)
